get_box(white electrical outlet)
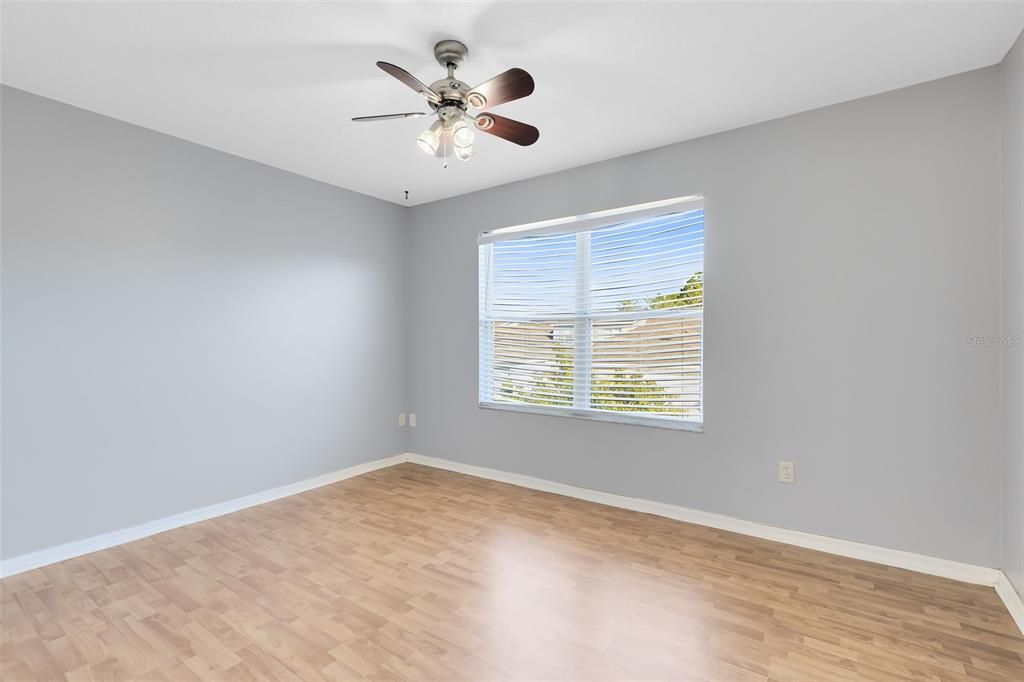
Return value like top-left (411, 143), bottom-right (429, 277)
top-left (409, 413), bottom-right (417, 427)
top-left (778, 461), bottom-right (795, 484)
top-left (398, 413), bottom-right (406, 427)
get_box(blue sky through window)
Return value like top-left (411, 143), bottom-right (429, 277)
top-left (489, 208), bottom-right (704, 317)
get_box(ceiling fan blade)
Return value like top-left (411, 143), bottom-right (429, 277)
top-left (475, 113), bottom-right (540, 146)
top-left (467, 68), bottom-right (535, 109)
top-left (352, 112), bottom-right (429, 122)
top-left (376, 61), bottom-right (441, 103)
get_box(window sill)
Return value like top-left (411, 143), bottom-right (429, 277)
top-left (478, 400), bottom-right (704, 432)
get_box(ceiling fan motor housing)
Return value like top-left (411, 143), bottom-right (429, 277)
top-left (436, 104), bottom-right (464, 123)
top-left (429, 78), bottom-right (472, 108)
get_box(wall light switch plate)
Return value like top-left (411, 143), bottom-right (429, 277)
top-left (778, 461), bottom-right (795, 484)
top-left (399, 413), bottom-right (406, 427)
top-left (409, 413), bottom-right (417, 428)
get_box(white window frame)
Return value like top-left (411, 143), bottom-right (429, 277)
top-left (478, 195), bottom-right (705, 432)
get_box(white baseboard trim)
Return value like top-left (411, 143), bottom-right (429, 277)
top-left (405, 453), bottom-right (1024, 636)
top-left (0, 454), bottom-right (407, 579)
top-left (403, 453), bottom-right (1002, 587)
top-left (3, 451), bottom-right (1021, 639)
top-left (995, 571), bottom-right (1024, 637)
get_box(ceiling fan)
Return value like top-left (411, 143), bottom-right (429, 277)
top-left (353, 40), bottom-right (538, 163)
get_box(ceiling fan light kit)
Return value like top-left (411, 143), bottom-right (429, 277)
top-left (353, 39), bottom-right (538, 165)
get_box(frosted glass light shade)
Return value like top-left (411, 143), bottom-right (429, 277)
top-left (451, 119), bottom-right (475, 150)
top-left (416, 121), bottom-right (444, 155)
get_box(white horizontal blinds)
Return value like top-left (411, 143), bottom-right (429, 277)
top-left (588, 211), bottom-right (704, 315)
top-left (482, 230), bottom-right (577, 408)
top-left (589, 210), bottom-right (704, 421)
top-left (491, 321), bottom-right (575, 407)
top-left (479, 201), bottom-right (704, 425)
top-left (478, 242), bottom-right (495, 403)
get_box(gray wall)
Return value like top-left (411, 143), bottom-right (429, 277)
top-left (1, 87), bottom-right (409, 559)
top-left (408, 68), bottom-right (1004, 567)
top-left (1002, 31), bottom-right (1024, 594)
top-left (1, 62), bottom-right (1015, 571)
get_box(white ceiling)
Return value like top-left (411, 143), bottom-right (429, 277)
top-left (3, 2), bottom-right (1022, 206)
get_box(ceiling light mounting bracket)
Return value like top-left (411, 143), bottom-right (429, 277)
top-left (434, 39), bottom-right (468, 71)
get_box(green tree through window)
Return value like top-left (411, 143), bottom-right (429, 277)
top-left (500, 344), bottom-right (574, 407)
top-left (648, 271), bottom-right (703, 310)
top-left (501, 344), bottom-right (672, 413)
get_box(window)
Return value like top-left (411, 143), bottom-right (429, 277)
top-left (478, 196), bottom-right (704, 431)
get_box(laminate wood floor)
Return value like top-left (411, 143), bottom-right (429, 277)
top-left (2, 463), bottom-right (1022, 681)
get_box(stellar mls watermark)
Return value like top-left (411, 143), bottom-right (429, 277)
top-left (968, 335), bottom-right (1023, 347)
